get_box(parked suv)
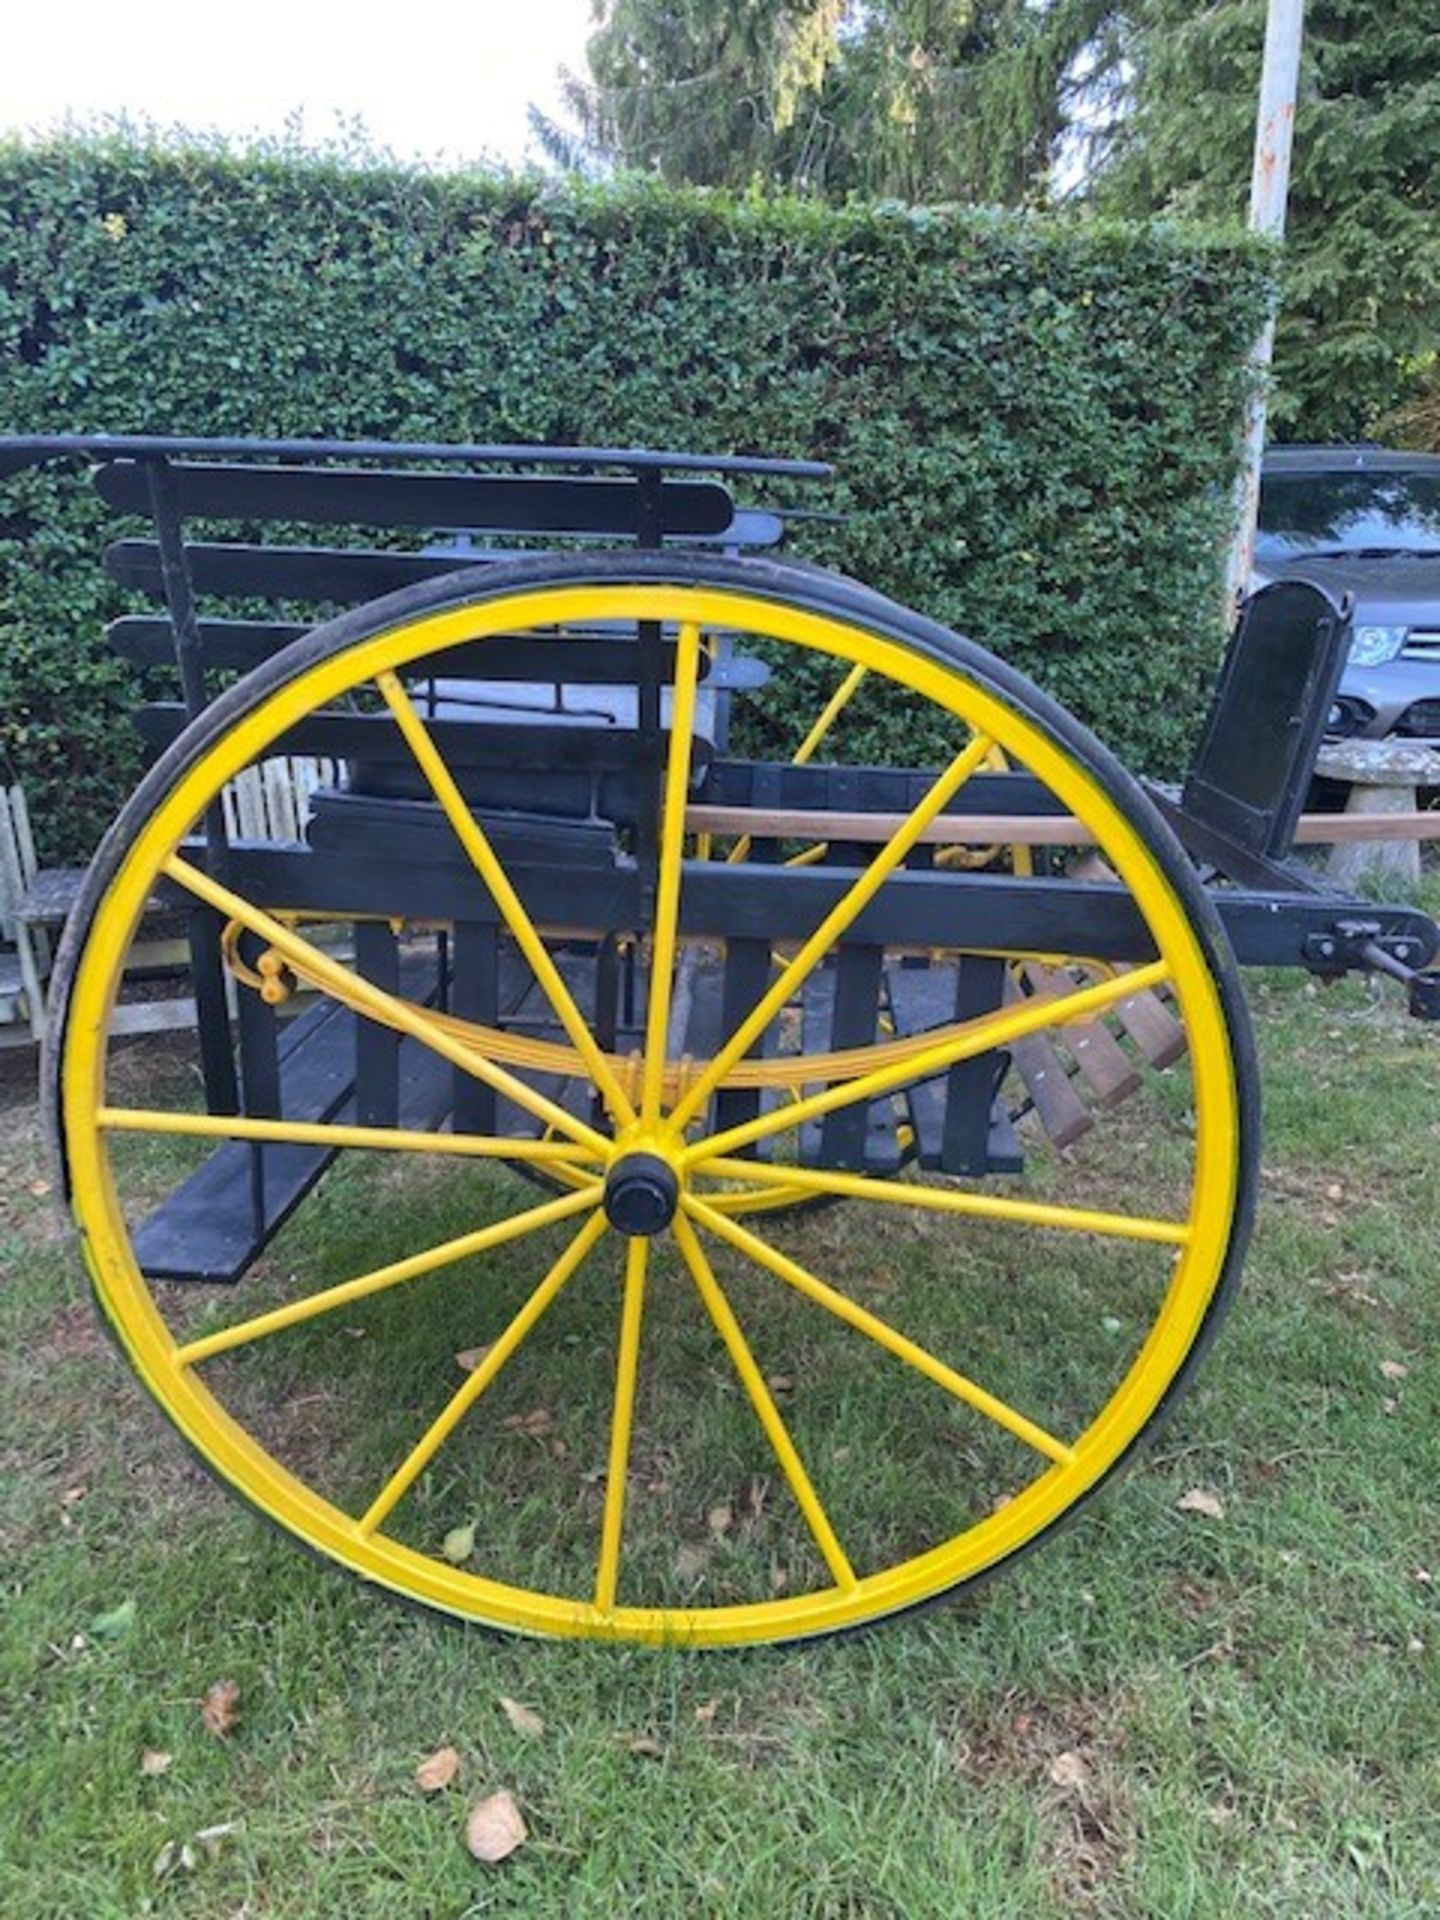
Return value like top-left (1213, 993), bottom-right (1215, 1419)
top-left (1256, 445), bottom-right (1440, 749)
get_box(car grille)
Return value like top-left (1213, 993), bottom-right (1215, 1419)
top-left (1394, 698), bottom-right (1440, 739)
top-left (1401, 629), bottom-right (1440, 660)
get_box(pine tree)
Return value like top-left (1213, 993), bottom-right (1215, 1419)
top-left (536, 0), bottom-right (1107, 203)
top-left (1091, 0), bottom-right (1440, 439)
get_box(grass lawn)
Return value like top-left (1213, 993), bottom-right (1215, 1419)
top-left (2, 949), bottom-right (1437, 1918)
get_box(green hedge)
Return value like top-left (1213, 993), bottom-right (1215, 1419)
top-left (0, 135), bottom-right (1272, 861)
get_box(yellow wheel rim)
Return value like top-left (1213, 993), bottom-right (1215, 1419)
top-left (61, 576), bottom-right (1247, 1645)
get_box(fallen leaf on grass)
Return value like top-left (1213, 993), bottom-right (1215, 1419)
top-left (1176, 1487), bottom-right (1225, 1520)
top-left (694, 1698), bottom-right (720, 1724)
top-left (153, 1840), bottom-right (196, 1880)
top-left (200, 1679), bottom-right (241, 1738)
top-left (501, 1407), bottom-right (554, 1436)
top-left (766, 1373), bottom-right (795, 1395)
top-left (675, 1543), bottom-right (710, 1582)
top-left (1380, 1360), bottom-right (1409, 1381)
top-left (415, 1746), bottom-right (460, 1793)
top-left (1048, 1750), bottom-right (1089, 1791)
top-left (59, 1485), bottom-right (86, 1507)
top-left (442, 1524), bottom-right (477, 1564)
top-left (141, 1749), bottom-right (173, 1777)
top-left (455, 1345), bottom-right (493, 1374)
top-left (465, 1789), bottom-right (527, 1864)
top-left (195, 1821), bottom-right (240, 1859)
top-left (499, 1696), bottom-right (545, 1738)
top-left (626, 1734), bottom-right (665, 1758)
top-left (707, 1502), bottom-right (733, 1539)
top-left (28, 1178), bottom-right (51, 1197)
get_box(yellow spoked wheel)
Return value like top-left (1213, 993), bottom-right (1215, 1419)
top-left (52, 555), bottom-right (1257, 1645)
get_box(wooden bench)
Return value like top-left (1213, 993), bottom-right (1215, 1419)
top-left (0, 759), bottom-right (336, 1044)
top-left (1313, 739), bottom-right (1440, 890)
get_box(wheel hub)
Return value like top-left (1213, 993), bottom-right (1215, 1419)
top-left (603, 1151), bottom-right (680, 1236)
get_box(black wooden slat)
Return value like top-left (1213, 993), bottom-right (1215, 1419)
top-left (109, 614), bottom-right (700, 685)
top-left (172, 841), bottom-right (1172, 962)
top-left (819, 947), bottom-right (884, 1171)
top-left (354, 921), bottom-right (401, 1127)
top-left (713, 938), bottom-right (770, 1145)
top-left (109, 616), bottom-right (309, 669)
top-left (940, 957), bottom-right (1013, 1174)
top-left (451, 921), bottom-right (498, 1134)
top-left (106, 537), bottom-right (480, 604)
top-left (95, 461), bottom-right (735, 537)
top-left (136, 703), bottom-right (717, 777)
top-left (703, 758), bottom-right (1065, 823)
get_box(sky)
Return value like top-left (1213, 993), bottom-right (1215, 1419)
top-left (0, 0), bottom-right (595, 168)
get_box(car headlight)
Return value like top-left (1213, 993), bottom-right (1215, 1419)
top-left (1349, 624), bottom-right (1408, 667)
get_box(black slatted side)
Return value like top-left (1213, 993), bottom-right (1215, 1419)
top-left (95, 461), bottom-right (735, 538)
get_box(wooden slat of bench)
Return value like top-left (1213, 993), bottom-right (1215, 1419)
top-left (686, 802), bottom-right (1440, 847)
top-left (1065, 855), bottom-right (1189, 1071)
top-left (1003, 977), bottom-right (1092, 1150)
top-left (95, 461), bottom-right (735, 538)
top-left (1021, 961), bottom-right (1140, 1108)
top-left (1107, 976), bottom-right (1188, 1070)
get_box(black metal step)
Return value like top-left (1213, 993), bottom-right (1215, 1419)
top-left (133, 956), bottom-right (448, 1284)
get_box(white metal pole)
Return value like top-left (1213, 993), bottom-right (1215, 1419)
top-left (1225, 0), bottom-right (1305, 606)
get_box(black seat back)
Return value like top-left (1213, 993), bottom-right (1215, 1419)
top-left (1181, 580), bottom-right (1352, 862)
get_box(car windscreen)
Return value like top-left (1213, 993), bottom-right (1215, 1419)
top-left (1257, 468), bottom-right (1440, 557)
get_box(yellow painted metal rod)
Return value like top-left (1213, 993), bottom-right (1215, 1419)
top-left (376, 670), bottom-right (637, 1131)
top-left (671, 732), bottom-right (997, 1132)
top-left (686, 1196), bottom-right (1075, 1467)
top-left (357, 1207), bottom-right (608, 1537)
top-left (163, 854), bottom-right (609, 1156)
top-left (673, 1212), bottom-right (856, 1591)
top-left (97, 1105), bottom-right (603, 1165)
top-left (699, 1157), bottom-right (1190, 1246)
top-left (594, 1236), bottom-right (649, 1614)
top-left (174, 1183), bottom-right (600, 1366)
top-left (684, 957), bottom-right (1171, 1168)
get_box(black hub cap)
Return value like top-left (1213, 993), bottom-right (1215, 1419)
top-left (603, 1152), bottom-right (680, 1236)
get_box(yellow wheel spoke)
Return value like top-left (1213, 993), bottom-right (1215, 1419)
top-left (98, 1105), bottom-right (603, 1168)
top-left (671, 733), bottom-right (996, 1131)
top-left (686, 1197), bottom-right (1075, 1468)
top-left (673, 1213), bottom-right (856, 1591)
top-left (640, 621), bottom-right (702, 1126)
top-left (356, 1208), bottom-right (608, 1537)
top-left (162, 854), bottom-right (609, 1155)
top-left (594, 1236), bottom-right (649, 1613)
top-left (174, 1184), bottom-right (600, 1366)
top-left (376, 669), bottom-right (636, 1130)
top-left (699, 1157), bottom-right (1189, 1247)
top-left (684, 957), bottom-right (1170, 1168)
